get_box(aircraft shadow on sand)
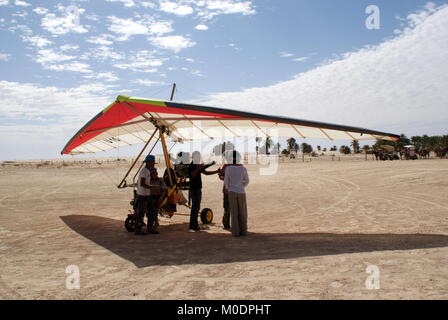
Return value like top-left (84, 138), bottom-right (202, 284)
top-left (60, 215), bottom-right (448, 268)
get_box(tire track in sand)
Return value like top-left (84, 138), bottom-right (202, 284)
top-left (40, 172), bottom-right (100, 203)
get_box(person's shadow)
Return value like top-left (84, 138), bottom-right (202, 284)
top-left (60, 215), bottom-right (448, 268)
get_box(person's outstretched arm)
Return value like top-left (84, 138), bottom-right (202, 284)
top-left (204, 168), bottom-right (220, 176)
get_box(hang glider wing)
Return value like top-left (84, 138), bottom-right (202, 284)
top-left (61, 95), bottom-right (400, 155)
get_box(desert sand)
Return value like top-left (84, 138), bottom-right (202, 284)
top-left (0, 156), bottom-right (447, 300)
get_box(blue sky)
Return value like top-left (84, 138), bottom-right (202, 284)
top-left (0, 0), bottom-right (447, 159)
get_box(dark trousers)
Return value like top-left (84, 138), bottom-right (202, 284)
top-left (189, 189), bottom-right (202, 229)
top-left (135, 195), bottom-right (157, 232)
top-left (222, 193), bottom-right (230, 228)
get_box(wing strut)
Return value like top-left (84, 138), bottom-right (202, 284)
top-left (160, 128), bottom-right (174, 186)
top-left (117, 127), bottom-right (158, 188)
top-left (131, 135), bottom-right (161, 185)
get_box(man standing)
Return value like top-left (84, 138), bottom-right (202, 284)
top-left (135, 155), bottom-right (159, 235)
top-left (218, 151), bottom-right (231, 230)
top-left (188, 151), bottom-right (220, 231)
top-left (224, 151), bottom-right (250, 237)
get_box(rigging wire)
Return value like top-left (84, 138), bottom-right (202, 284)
top-left (87, 152), bottom-right (118, 187)
top-left (175, 88), bottom-right (200, 103)
top-left (175, 82), bottom-right (208, 100)
top-left (81, 144), bottom-right (119, 187)
top-left (176, 83), bottom-right (251, 112)
top-left (145, 84), bottom-right (173, 100)
top-left (168, 142), bottom-right (177, 153)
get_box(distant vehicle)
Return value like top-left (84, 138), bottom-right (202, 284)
top-left (402, 145), bottom-right (418, 160)
top-left (377, 145), bottom-right (400, 161)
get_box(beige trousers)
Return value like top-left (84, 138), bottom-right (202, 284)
top-left (228, 192), bottom-right (248, 236)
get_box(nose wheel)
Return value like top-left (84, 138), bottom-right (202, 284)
top-left (200, 208), bottom-right (213, 224)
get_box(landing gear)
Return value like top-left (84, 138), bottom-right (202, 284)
top-left (124, 213), bottom-right (146, 232)
top-left (200, 208), bottom-right (214, 224)
top-left (124, 208), bottom-right (214, 232)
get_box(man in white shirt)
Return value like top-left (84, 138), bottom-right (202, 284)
top-left (224, 151), bottom-right (249, 237)
top-left (135, 155), bottom-right (159, 235)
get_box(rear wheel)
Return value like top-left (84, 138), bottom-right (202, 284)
top-left (125, 216), bottom-right (135, 232)
top-left (200, 208), bottom-right (213, 224)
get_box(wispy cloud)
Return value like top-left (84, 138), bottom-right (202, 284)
top-left (133, 79), bottom-right (165, 86)
top-left (293, 57), bottom-right (309, 62)
top-left (59, 44), bottom-right (79, 51)
top-left (105, 0), bottom-right (256, 20)
top-left (159, 1), bottom-right (194, 16)
top-left (280, 52), bottom-right (294, 58)
top-left (33, 7), bottom-right (48, 15)
top-left (0, 53), bottom-right (11, 61)
top-left (86, 34), bottom-right (114, 46)
top-left (43, 62), bottom-right (92, 73)
top-left (107, 16), bottom-right (173, 41)
top-left (14, 0), bottom-right (30, 7)
top-left (34, 49), bottom-right (76, 64)
top-left (280, 52), bottom-right (309, 62)
top-left (31, 48), bottom-right (92, 73)
top-left (113, 50), bottom-right (164, 72)
top-left (22, 35), bottom-right (53, 48)
top-left (107, 16), bottom-right (148, 40)
top-left (194, 24), bottom-right (208, 30)
top-left (103, 0), bottom-right (257, 20)
top-left (150, 35), bottom-right (196, 52)
top-left (84, 72), bottom-right (119, 82)
top-left (197, 0), bottom-right (256, 20)
top-left (105, 0), bottom-right (136, 7)
top-left (85, 46), bottom-right (124, 61)
top-left (41, 6), bottom-right (88, 35)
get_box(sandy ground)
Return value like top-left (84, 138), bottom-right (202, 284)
top-left (0, 157), bottom-right (447, 300)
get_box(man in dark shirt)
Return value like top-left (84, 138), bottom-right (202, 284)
top-left (188, 151), bottom-right (220, 231)
top-left (218, 159), bottom-right (232, 230)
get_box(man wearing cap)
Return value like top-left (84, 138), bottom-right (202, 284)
top-left (135, 155), bottom-right (159, 235)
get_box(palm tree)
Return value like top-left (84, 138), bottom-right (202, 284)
top-left (339, 145), bottom-right (351, 154)
top-left (287, 137), bottom-right (296, 155)
top-left (395, 134), bottom-right (411, 150)
top-left (362, 145), bottom-right (370, 153)
top-left (351, 140), bottom-right (360, 154)
top-left (301, 143), bottom-right (313, 154)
